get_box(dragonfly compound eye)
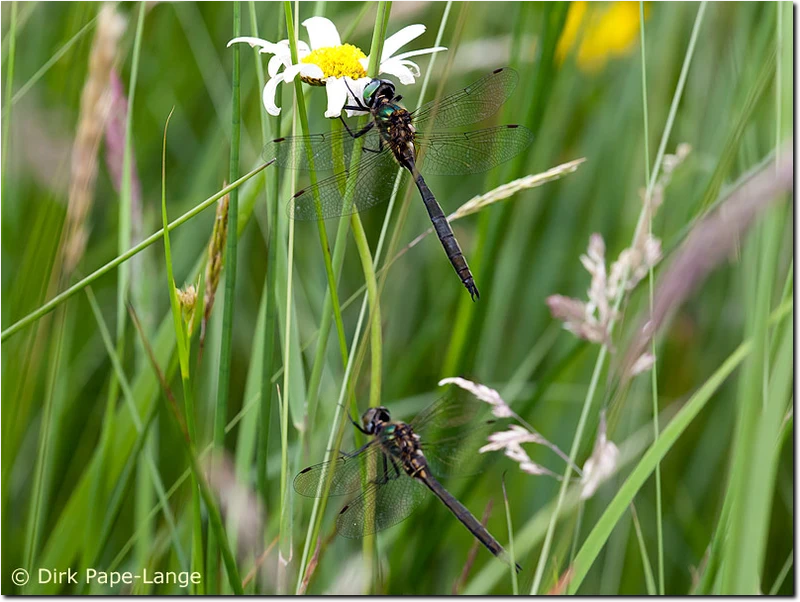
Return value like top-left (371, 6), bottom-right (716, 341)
top-left (363, 79), bottom-right (382, 105)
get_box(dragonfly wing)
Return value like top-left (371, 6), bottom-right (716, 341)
top-left (289, 149), bottom-right (400, 220)
top-left (410, 387), bottom-right (505, 478)
top-left (419, 420), bottom-right (497, 478)
top-left (409, 388), bottom-right (486, 432)
top-left (293, 442), bottom-right (386, 497)
top-left (415, 125), bottom-right (534, 176)
top-left (411, 68), bottom-right (520, 129)
top-left (263, 126), bottom-right (382, 171)
top-left (336, 471), bottom-right (430, 538)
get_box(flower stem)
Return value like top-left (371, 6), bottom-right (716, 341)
top-left (350, 216), bottom-right (382, 408)
top-left (293, 3), bottom-right (392, 592)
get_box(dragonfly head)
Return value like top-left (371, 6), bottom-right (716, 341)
top-left (361, 406), bottom-right (391, 434)
top-left (363, 78), bottom-right (396, 108)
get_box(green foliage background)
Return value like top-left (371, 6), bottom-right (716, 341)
top-left (1, 1), bottom-right (793, 595)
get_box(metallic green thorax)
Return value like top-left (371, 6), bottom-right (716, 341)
top-left (377, 105), bottom-right (416, 169)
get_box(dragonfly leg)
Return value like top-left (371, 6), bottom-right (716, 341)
top-left (360, 136), bottom-right (385, 155)
top-left (349, 412), bottom-right (370, 434)
top-left (339, 440), bottom-right (375, 459)
top-left (342, 78), bottom-right (370, 111)
top-left (377, 454), bottom-right (391, 484)
top-left (376, 456), bottom-right (401, 485)
top-left (338, 115), bottom-right (375, 140)
top-left (339, 116), bottom-right (382, 154)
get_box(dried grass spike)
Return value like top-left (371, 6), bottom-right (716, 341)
top-left (199, 188), bottom-right (230, 357)
top-left (63, 4), bottom-right (127, 275)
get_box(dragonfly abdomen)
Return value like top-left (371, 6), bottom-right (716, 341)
top-left (412, 171), bottom-right (480, 300)
top-left (418, 472), bottom-right (519, 571)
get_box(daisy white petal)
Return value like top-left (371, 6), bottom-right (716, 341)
top-left (378, 59), bottom-right (417, 85)
top-left (397, 59), bottom-right (421, 78)
top-left (302, 16), bottom-right (341, 50)
top-left (262, 73), bottom-right (285, 116)
top-left (283, 62), bottom-right (324, 83)
top-left (227, 36), bottom-right (276, 51)
top-left (392, 59), bottom-right (420, 77)
top-left (268, 54), bottom-right (285, 78)
top-left (323, 78), bottom-right (348, 118)
top-left (389, 46), bottom-right (447, 62)
top-left (381, 24), bottom-right (426, 61)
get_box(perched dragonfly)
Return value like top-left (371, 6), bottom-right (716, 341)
top-left (294, 391), bottom-right (520, 570)
top-left (264, 68), bottom-right (533, 301)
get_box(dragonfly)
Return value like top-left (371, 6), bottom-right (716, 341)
top-left (294, 391), bottom-right (520, 570)
top-left (263, 68), bottom-right (533, 301)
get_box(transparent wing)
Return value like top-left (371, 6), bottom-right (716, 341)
top-left (409, 388), bottom-right (486, 433)
top-left (336, 469), bottom-right (430, 538)
top-left (262, 126), bottom-right (383, 172)
top-left (419, 419), bottom-right (498, 478)
top-left (410, 388), bottom-right (503, 478)
top-left (415, 125), bottom-right (534, 176)
top-left (293, 442), bottom-right (387, 497)
top-left (411, 68), bottom-right (519, 130)
top-left (288, 149), bottom-right (401, 220)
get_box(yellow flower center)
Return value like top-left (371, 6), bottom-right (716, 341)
top-left (301, 43), bottom-right (367, 81)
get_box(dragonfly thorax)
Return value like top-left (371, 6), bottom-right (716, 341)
top-left (378, 421), bottom-right (428, 479)
top-left (375, 106), bottom-right (416, 167)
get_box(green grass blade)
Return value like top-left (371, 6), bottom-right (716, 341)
top-left (84, 286), bottom-right (187, 572)
top-left (1, 163), bottom-right (268, 342)
top-left (531, 4), bottom-right (707, 593)
top-left (639, 1), bottom-right (664, 594)
top-left (21, 305), bottom-right (66, 577)
top-left (207, 3), bottom-right (242, 593)
top-left (566, 301), bottom-right (791, 593)
top-left (1, 1), bottom-right (17, 177)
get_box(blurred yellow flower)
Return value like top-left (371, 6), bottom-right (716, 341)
top-left (557, 1), bottom-right (645, 72)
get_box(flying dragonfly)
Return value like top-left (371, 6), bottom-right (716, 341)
top-left (264, 68), bottom-right (534, 300)
top-left (294, 390), bottom-right (521, 571)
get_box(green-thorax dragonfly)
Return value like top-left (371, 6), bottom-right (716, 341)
top-left (294, 391), bottom-right (520, 571)
top-left (264, 68), bottom-right (533, 300)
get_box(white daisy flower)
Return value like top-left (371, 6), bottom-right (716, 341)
top-left (228, 16), bottom-right (446, 118)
